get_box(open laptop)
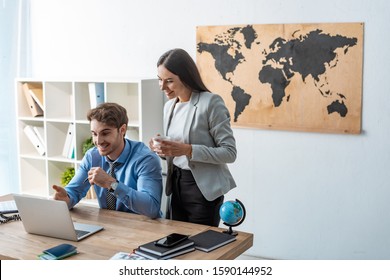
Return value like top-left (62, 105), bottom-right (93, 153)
top-left (13, 194), bottom-right (104, 241)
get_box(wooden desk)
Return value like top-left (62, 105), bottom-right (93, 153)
top-left (0, 195), bottom-right (253, 260)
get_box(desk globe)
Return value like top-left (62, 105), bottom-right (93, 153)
top-left (219, 199), bottom-right (246, 236)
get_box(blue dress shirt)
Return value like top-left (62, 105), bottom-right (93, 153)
top-left (65, 138), bottom-right (163, 218)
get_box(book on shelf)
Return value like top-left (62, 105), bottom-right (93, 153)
top-left (88, 82), bottom-right (105, 109)
top-left (23, 125), bottom-right (46, 156)
top-left (22, 83), bottom-right (44, 117)
top-left (134, 246), bottom-right (195, 260)
top-left (62, 123), bottom-right (75, 159)
top-left (189, 229), bottom-right (236, 252)
top-left (137, 237), bottom-right (194, 257)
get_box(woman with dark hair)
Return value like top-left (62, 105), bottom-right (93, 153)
top-left (151, 48), bottom-right (237, 226)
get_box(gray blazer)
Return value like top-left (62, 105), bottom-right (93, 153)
top-left (164, 91), bottom-right (237, 201)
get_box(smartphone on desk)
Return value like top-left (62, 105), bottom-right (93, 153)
top-left (154, 233), bottom-right (189, 248)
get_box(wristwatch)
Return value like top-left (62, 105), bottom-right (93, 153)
top-left (109, 180), bottom-right (118, 192)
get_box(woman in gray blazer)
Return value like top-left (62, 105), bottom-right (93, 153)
top-left (151, 48), bottom-right (237, 226)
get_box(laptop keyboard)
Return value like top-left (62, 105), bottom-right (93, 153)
top-left (76, 229), bottom-right (90, 238)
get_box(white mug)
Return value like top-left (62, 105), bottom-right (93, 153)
top-left (152, 135), bottom-right (171, 147)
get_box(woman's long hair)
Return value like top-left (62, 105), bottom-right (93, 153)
top-left (157, 48), bottom-right (210, 92)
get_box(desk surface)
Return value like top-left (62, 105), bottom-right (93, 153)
top-left (0, 195), bottom-right (253, 260)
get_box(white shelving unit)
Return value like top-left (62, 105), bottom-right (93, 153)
top-left (15, 78), bottom-right (164, 198)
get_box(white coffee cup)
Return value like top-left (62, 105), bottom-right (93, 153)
top-left (152, 135), bottom-right (171, 147)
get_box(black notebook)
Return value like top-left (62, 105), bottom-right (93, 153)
top-left (134, 246), bottom-right (195, 260)
top-left (189, 230), bottom-right (236, 252)
top-left (138, 238), bottom-right (194, 257)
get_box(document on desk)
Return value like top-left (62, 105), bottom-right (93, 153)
top-left (0, 200), bottom-right (18, 214)
top-left (110, 252), bottom-right (149, 260)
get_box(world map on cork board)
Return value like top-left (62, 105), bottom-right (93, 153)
top-left (196, 23), bottom-right (364, 134)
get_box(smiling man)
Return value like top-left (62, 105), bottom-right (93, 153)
top-left (53, 102), bottom-right (163, 219)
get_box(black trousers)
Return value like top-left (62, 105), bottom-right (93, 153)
top-left (171, 165), bottom-right (224, 227)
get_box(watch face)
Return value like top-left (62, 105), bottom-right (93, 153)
top-left (110, 181), bottom-right (118, 192)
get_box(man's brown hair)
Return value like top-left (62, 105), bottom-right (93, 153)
top-left (87, 102), bottom-right (128, 130)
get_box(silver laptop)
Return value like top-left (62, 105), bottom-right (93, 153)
top-left (13, 194), bottom-right (104, 241)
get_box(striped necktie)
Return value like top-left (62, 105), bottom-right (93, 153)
top-left (106, 161), bottom-right (119, 210)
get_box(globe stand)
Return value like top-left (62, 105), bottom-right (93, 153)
top-left (222, 199), bottom-right (246, 236)
top-left (223, 225), bottom-right (239, 236)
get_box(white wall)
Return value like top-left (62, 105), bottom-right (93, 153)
top-left (25, 0), bottom-right (390, 259)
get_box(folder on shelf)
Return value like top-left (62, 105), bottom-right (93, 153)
top-left (22, 83), bottom-right (44, 117)
top-left (26, 83), bottom-right (44, 111)
top-left (23, 125), bottom-right (45, 156)
top-left (88, 82), bottom-right (105, 109)
top-left (62, 123), bottom-right (75, 159)
top-left (32, 126), bottom-right (45, 149)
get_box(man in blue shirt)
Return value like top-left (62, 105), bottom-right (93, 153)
top-left (53, 103), bottom-right (163, 219)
